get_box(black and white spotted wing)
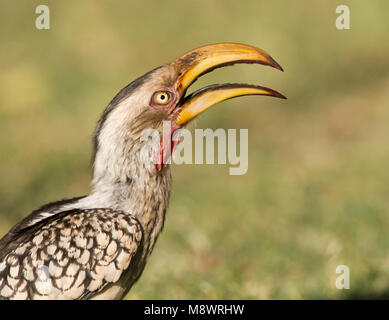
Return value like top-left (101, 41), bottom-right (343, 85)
top-left (0, 208), bottom-right (143, 300)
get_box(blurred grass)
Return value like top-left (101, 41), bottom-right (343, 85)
top-left (1, 0), bottom-right (389, 299)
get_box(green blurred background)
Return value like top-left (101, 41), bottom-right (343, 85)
top-left (1, 0), bottom-right (389, 299)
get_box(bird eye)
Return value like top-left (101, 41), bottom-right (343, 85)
top-left (152, 91), bottom-right (171, 105)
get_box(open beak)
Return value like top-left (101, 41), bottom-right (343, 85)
top-left (170, 42), bottom-right (286, 126)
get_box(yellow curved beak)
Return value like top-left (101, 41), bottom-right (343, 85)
top-left (176, 84), bottom-right (286, 126)
top-left (170, 42), bottom-right (286, 125)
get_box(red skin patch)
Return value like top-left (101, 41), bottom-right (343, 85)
top-left (156, 123), bottom-right (180, 172)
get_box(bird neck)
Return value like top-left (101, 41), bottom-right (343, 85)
top-left (88, 131), bottom-right (172, 247)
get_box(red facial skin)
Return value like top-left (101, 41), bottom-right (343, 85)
top-left (149, 88), bottom-right (182, 172)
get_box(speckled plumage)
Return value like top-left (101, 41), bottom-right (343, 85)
top-left (0, 209), bottom-right (142, 300)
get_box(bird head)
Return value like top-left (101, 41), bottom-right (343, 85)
top-left (92, 43), bottom-right (286, 181)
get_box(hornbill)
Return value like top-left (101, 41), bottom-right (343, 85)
top-left (0, 43), bottom-right (285, 299)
